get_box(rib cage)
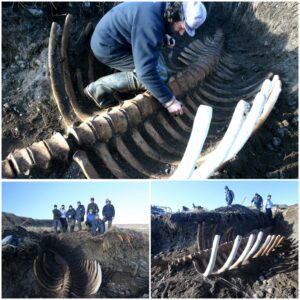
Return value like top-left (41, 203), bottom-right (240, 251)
top-left (33, 250), bottom-right (102, 298)
top-left (170, 223), bottom-right (284, 277)
top-left (2, 14), bottom-right (280, 179)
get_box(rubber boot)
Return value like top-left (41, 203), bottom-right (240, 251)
top-left (84, 71), bottom-right (145, 109)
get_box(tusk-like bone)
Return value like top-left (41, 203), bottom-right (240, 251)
top-left (229, 233), bottom-right (256, 269)
top-left (254, 75), bottom-right (282, 132)
top-left (216, 235), bottom-right (242, 274)
top-left (252, 235), bottom-right (272, 258)
top-left (170, 105), bottom-right (212, 179)
top-left (191, 100), bottom-right (249, 179)
top-left (203, 234), bottom-right (220, 277)
top-left (244, 231), bottom-right (264, 262)
top-left (223, 79), bottom-right (273, 162)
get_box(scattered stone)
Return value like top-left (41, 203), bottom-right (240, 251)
top-left (157, 282), bottom-right (166, 292)
top-left (276, 128), bottom-right (289, 138)
top-left (257, 290), bottom-right (265, 298)
top-left (259, 275), bottom-right (265, 282)
top-left (264, 41), bottom-right (269, 46)
top-left (266, 144), bottom-right (275, 151)
top-left (282, 120), bottom-right (290, 127)
top-left (268, 287), bottom-right (274, 294)
top-left (291, 116), bottom-right (298, 125)
top-left (3, 103), bottom-right (9, 109)
top-left (272, 137), bottom-right (282, 147)
top-left (287, 99), bottom-right (297, 107)
top-left (27, 8), bottom-right (44, 17)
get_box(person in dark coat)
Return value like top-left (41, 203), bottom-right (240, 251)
top-left (87, 198), bottom-right (99, 214)
top-left (75, 201), bottom-right (85, 231)
top-left (251, 193), bottom-right (263, 210)
top-left (102, 199), bottom-right (115, 229)
top-left (66, 205), bottom-right (76, 232)
top-left (84, 2), bottom-right (207, 116)
top-left (225, 186), bottom-right (234, 206)
top-left (59, 205), bottom-right (68, 232)
top-left (52, 205), bottom-right (61, 234)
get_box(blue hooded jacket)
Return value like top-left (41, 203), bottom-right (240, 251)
top-left (90, 2), bottom-right (173, 104)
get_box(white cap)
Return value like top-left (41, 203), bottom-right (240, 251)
top-left (183, 2), bottom-right (207, 37)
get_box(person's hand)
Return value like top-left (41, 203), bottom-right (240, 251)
top-left (164, 97), bottom-right (183, 116)
top-left (164, 34), bottom-right (176, 48)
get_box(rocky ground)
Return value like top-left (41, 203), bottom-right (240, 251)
top-left (2, 212), bottom-right (149, 298)
top-left (151, 204), bottom-right (298, 298)
top-left (1, 2), bottom-right (298, 179)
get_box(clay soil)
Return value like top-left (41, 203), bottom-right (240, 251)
top-left (151, 205), bottom-right (298, 298)
top-left (1, 2), bottom-right (298, 179)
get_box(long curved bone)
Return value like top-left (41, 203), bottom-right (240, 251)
top-left (172, 230), bottom-right (284, 277)
top-left (203, 235), bottom-right (220, 277)
top-left (190, 100), bottom-right (250, 179)
top-left (188, 76), bottom-right (282, 179)
top-left (34, 250), bottom-right (102, 297)
top-left (170, 105), bottom-right (212, 179)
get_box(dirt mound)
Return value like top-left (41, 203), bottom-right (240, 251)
top-left (152, 205), bottom-right (271, 255)
top-left (2, 224), bottom-right (149, 298)
top-left (2, 212), bottom-right (52, 229)
top-left (151, 204), bottom-right (298, 298)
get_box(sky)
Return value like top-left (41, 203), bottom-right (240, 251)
top-left (151, 180), bottom-right (298, 212)
top-left (2, 181), bottom-right (149, 224)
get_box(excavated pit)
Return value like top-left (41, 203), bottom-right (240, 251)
top-left (2, 225), bottom-right (149, 298)
top-left (2, 2), bottom-right (298, 179)
top-left (151, 204), bottom-right (298, 298)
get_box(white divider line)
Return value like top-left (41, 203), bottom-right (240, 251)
top-left (170, 105), bottom-right (213, 179)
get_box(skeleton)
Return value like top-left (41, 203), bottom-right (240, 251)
top-left (2, 15), bottom-right (281, 179)
top-left (33, 249), bottom-right (102, 297)
top-left (170, 223), bottom-right (284, 277)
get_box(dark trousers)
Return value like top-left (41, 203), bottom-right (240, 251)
top-left (60, 218), bottom-right (68, 232)
top-left (266, 208), bottom-right (272, 221)
top-left (91, 221), bottom-right (105, 236)
top-left (96, 52), bottom-right (168, 81)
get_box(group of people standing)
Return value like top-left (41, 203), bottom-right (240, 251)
top-left (52, 198), bottom-right (115, 235)
top-left (224, 186), bottom-right (274, 220)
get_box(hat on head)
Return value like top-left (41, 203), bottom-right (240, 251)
top-left (183, 1), bottom-right (207, 37)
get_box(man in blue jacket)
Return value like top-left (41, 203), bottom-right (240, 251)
top-left (75, 201), bottom-right (85, 231)
top-left (225, 186), bottom-right (234, 206)
top-left (251, 193), bottom-right (263, 211)
top-left (102, 199), bottom-right (115, 229)
top-left (66, 205), bottom-right (76, 232)
top-left (84, 2), bottom-right (207, 116)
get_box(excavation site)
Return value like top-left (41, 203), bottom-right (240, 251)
top-left (151, 204), bottom-right (298, 298)
top-left (2, 2), bottom-right (298, 179)
top-left (2, 213), bottom-right (149, 298)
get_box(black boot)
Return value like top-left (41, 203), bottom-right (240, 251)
top-left (84, 71), bottom-right (145, 109)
